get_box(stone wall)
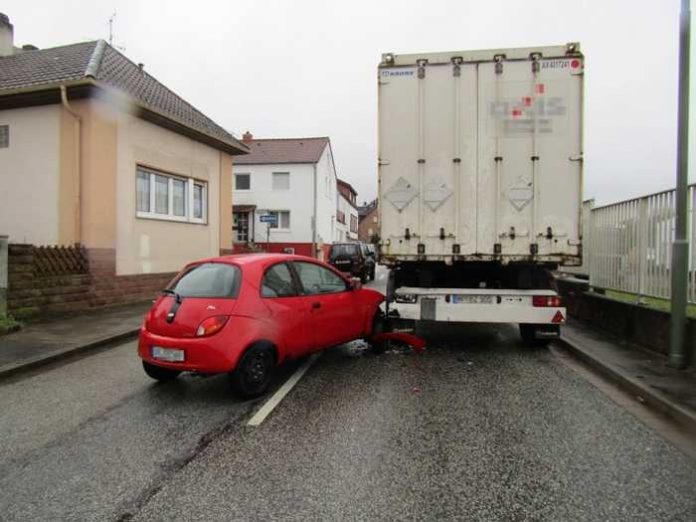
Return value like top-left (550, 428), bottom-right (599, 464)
top-left (556, 276), bottom-right (696, 364)
top-left (7, 244), bottom-right (175, 320)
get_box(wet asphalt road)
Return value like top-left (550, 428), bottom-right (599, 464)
top-left (1, 269), bottom-right (696, 521)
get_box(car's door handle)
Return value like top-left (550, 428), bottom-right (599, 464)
top-left (312, 302), bottom-right (321, 310)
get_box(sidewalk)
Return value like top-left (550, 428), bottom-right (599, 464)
top-left (559, 319), bottom-right (696, 431)
top-left (0, 302), bottom-right (150, 379)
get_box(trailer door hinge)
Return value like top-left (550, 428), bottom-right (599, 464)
top-left (494, 54), bottom-right (505, 75)
top-left (452, 56), bottom-right (463, 77)
top-left (417, 59), bottom-right (428, 79)
top-left (530, 52), bottom-right (542, 73)
top-left (568, 154), bottom-right (583, 162)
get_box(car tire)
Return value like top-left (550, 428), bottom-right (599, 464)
top-left (360, 271), bottom-right (368, 284)
top-left (519, 324), bottom-right (551, 348)
top-left (230, 344), bottom-right (276, 398)
top-left (142, 361), bottom-right (181, 381)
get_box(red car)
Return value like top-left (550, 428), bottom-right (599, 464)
top-left (138, 253), bottom-right (384, 397)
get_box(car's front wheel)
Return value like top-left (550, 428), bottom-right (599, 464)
top-left (230, 344), bottom-right (276, 398)
top-left (142, 361), bottom-right (181, 381)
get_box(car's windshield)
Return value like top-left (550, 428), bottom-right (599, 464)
top-left (330, 244), bottom-right (358, 259)
top-left (168, 263), bottom-right (241, 298)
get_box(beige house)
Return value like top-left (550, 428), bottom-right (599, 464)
top-left (0, 13), bottom-right (248, 288)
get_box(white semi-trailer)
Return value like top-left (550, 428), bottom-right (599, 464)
top-left (377, 43), bottom-right (583, 345)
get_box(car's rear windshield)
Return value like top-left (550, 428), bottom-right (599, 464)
top-left (168, 263), bottom-right (241, 298)
top-left (330, 244), bottom-right (358, 258)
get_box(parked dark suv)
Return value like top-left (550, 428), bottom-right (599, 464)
top-left (328, 242), bottom-right (375, 283)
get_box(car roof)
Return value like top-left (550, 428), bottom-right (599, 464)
top-left (184, 253), bottom-right (321, 268)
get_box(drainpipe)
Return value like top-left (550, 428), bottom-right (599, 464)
top-left (60, 85), bottom-right (82, 245)
top-left (312, 164), bottom-right (318, 258)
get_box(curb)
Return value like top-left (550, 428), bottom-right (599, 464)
top-left (555, 336), bottom-right (696, 433)
top-left (0, 329), bottom-right (140, 381)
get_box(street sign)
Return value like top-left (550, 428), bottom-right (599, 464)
top-left (260, 214), bottom-right (277, 224)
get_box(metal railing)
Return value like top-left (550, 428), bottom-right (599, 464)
top-left (587, 184), bottom-right (696, 304)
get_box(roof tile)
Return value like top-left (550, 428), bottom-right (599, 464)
top-left (233, 137), bottom-right (329, 165)
top-left (0, 40), bottom-right (246, 153)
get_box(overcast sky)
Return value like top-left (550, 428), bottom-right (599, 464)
top-left (3, 0), bottom-right (692, 205)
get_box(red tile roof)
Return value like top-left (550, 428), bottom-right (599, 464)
top-left (233, 137), bottom-right (329, 165)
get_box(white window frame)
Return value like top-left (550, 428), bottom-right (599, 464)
top-left (267, 210), bottom-right (291, 231)
top-left (136, 166), bottom-right (207, 224)
top-left (272, 172), bottom-right (290, 191)
top-left (0, 124), bottom-right (8, 148)
top-left (235, 173), bottom-right (251, 191)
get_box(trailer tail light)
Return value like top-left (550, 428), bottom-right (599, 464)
top-left (532, 295), bottom-right (562, 308)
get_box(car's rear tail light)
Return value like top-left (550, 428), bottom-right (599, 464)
top-left (532, 295), bottom-right (562, 307)
top-left (196, 315), bottom-right (229, 337)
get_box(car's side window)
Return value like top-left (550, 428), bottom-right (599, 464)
top-left (293, 262), bottom-right (347, 295)
top-left (261, 263), bottom-right (297, 298)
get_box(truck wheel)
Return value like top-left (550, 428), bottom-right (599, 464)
top-left (519, 324), bottom-right (551, 348)
top-left (142, 361), bottom-right (181, 381)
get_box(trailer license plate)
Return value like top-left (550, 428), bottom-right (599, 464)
top-left (452, 295), bottom-right (495, 305)
top-left (152, 347), bottom-right (185, 362)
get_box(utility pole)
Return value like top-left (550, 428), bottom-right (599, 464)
top-left (669, 0), bottom-right (691, 369)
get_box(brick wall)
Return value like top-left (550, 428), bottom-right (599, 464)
top-left (7, 245), bottom-right (175, 320)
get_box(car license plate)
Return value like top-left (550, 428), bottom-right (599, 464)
top-left (151, 346), bottom-right (185, 362)
top-left (335, 260), bottom-right (350, 265)
top-left (452, 295), bottom-right (495, 305)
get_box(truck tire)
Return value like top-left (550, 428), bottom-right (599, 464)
top-left (519, 324), bottom-right (551, 348)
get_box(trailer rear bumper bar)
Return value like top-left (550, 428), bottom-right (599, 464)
top-left (391, 287), bottom-right (566, 325)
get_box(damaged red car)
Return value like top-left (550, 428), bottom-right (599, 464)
top-left (138, 253), bottom-right (384, 397)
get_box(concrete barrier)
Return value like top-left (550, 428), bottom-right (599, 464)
top-left (556, 276), bottom-right (696, 365)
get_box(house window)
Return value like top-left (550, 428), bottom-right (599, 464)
top-left (136, 166), bottom-right (207, 223)
top-left (268, 210), bottom-right (290, 230)
top-left (234, 211), bottom-right (251, 242)
top-left (272, 172), bottom-right (290, 190)
top-left (235, 173), bottom-right (250, 191)
top-left (350, 215), bottom-right (358, 233)
top-left (0, 125), bottom-right (8, 148)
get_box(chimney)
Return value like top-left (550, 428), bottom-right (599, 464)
top-left (0, 13), bottom-right (14, 57)
top-left (242, 131), bottom-right (253, 144)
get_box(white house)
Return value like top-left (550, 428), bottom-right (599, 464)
top-left (232, 134), bottom-right (339, 259)
top-left (336, 178), bottom-right (359, 242)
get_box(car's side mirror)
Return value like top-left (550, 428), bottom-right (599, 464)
top-left (350, 278), bottom-right (362, 291)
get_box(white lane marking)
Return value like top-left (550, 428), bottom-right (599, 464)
top-left (247, 353), bottom-right (320, 427)
top-left (378, 272), bottom-right (386, 281)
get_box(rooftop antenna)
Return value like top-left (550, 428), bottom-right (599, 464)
top-left (107, 12), bottom-right (126, 51)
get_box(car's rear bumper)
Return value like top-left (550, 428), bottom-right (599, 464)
top-left (138, 327), bottom-right (241, 374)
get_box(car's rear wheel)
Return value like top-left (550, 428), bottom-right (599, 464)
top-left (142, 361), bottom-right (181, 381)
top-left (230, 344), bottom-right (276, 398)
